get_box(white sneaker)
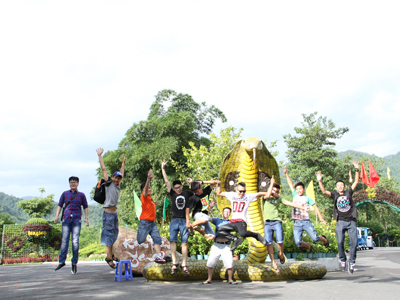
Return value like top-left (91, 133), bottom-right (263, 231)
top-left (341, 261), bottom-right (346, 271)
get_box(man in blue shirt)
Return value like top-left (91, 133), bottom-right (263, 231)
top-left (202, 207), bottom-right (238, 285)
top-left (54, 176), bottom-right (89, 274)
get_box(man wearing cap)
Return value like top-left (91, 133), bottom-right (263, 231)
top-left (96, 147), bottom-right (125, 269)
top-left (54, 176), bottom-right (89, 274)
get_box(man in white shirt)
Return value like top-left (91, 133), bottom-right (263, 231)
top-left (214, 181), bottom-right (268, 251)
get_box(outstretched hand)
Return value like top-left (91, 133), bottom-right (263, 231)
top-left (284, 165), bottom-right (288, 174)
top-left (148, 169), bottom-right (155, 179)
top-left (316, 171), bottom-right (323, 182)
top-left (122, 154), bottom-right (126, 164)
top-left (270, 175), bottom-right (275, 185)
top-left (186, 178), bottom-right (193, 184)
top-left (161, 160), bottom-right (167, 169)
top-left (352, 161), bottom-right (359, 169)
top-left (96, 148), bottom-right (104, 156)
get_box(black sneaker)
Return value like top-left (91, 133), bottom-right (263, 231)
top-left (71, 264), bottom-right (77, 274)
top-left (55, 263), bottom-right (66, 271)
top-left (164, 256), bottom-right (172, 263)
top-left (341, 261), bottom-right (346, 272)
top-left (230, 238), bottom-right (243, 251)
top-left (348, 263), bottom-right (355, 274)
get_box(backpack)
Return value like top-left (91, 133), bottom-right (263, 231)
top-left (94, 178), bottom-right (113, 204)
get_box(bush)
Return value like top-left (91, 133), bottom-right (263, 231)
top-left (79, 242), bottom-right (105, 257)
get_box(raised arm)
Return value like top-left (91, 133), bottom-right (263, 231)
top-left (214, 181), bottom-right (226, 197)
top-left (284, 166), bottom-right (294, 192)
top-left (161, 161), bottom-right (172, 192)
top-left (187, 178), bottom-right (218, 189)
top-left (351, 161), bottom-right (360, 191)
top-left (262, 176), bottom-right (275, 199)
top-left (120, 154), bottom-right (126, 178)
top-left (316, 171), bottom-right (331, 197)
top-left (143, 169), bottom-right (154, 197)
top-left (96, 148), bottom-right (109, 181)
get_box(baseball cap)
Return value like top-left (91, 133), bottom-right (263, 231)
top-left (113, 171), bottom-right (123, 178)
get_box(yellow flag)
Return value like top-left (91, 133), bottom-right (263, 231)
top-left (306, 180), bottom-right (316, 211)
top-left (387, 167), bottom-right (391, 180)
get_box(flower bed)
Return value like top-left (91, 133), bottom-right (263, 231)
top-left (2, 255), bottom-right (57, 265)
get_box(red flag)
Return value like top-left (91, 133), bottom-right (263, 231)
top-left (360, 161), bottom-right (370, 186)
top-left (369, 159), bottom-right (380, 188)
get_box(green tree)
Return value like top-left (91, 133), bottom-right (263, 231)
top-left (17, 190), bottom-right (55, 218)
top-left (0, 212), bottom-right (15, 225)
top-left (100, 89), bottom-right (226, 225)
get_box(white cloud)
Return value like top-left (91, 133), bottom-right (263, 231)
top-left (1, 0), bottom-right (400, 198)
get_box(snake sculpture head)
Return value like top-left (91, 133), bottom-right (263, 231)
top-left (217, 137), bottom-right (280, 264)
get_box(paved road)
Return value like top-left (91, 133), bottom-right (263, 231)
top-left (1, 247), bottom-right (400, 300)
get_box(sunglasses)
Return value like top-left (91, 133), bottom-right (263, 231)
top-left (238, 190), bottom-right (246, 193)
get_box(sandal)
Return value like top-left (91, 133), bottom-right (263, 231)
top-left (229, 281), bottom-right (238, 285)
top-left (181, 265), bottom-right (190, 275)
top-left (105, 258), bottom-right (117, 269)
top-left (112, 254), bottom-right (120, 262)
top-left (322, 235), bottom-right (329, 248)
top-left (202, 280), bottom-right (212, 284)
top-left (279, 253), bottom-right (285, 264)
top-left (272, 261), bottom-right (280, 275)
top-left (171, 263), bottom-right (179, 275)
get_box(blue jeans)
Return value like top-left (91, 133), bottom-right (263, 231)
top-left (59, 220), bottom-right (82, 265)
top-left (336, 220), bottom-right (357, 264)
top-left (293, 219), bottom-right (320, 247)
top-left (101, 212), bottom-right (119, 247)
top-left (169, 218), bottom-right (189, 243)
top-left (137, 220), bottom-right (162, 245)
top-left (193, 212), bottom-right (215, 236)
top-left (264, 220), bottom-right (283, 245)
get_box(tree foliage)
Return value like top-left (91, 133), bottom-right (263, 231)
top-left (100, 89), bottom-right (226, 225)
top-left (17, 193), bottom-right (55, 218)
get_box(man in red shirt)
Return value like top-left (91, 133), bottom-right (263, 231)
top-left (137, 169), bottom-right (165, 264)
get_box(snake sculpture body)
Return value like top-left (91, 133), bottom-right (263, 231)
top-left (143, 137), bottom-right (327, 281)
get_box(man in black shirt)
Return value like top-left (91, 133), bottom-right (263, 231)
top-left (186, 180), bottom-right (218, 240)
top-left (161, 161), bottom-right (193, 275)
top-left (317, 161), bottom-right (360, 274)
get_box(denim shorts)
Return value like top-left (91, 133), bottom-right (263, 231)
top-left (293, 219), bottom-right (320, 247)
top-left (264, 220), bottom-right (284, 245)
top-left (101, 212), bottom-right (119, 247)
top-left (137, 219), bottom-right (162, 245)
top-left (193, 212), bottom-right (215, 236)
top-left (169, 218), bottom-right (189, 243)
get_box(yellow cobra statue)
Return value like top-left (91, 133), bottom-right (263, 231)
top-left (143, 137), bottom-right (327, 281)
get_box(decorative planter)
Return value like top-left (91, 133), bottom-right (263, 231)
top-left (286, 253), bottom-right (292, 259)
top-left (292, 253), bottom-right (298, 259)
top-left (191, 255), bottom-right (197, 259)
top-left (197, 254), bottom-right (204, 260)
top-left (239, 254), bottom-right (246, 260)
top-left (204, 255), bottom-right (209, 260)
top-left (307, 253), bottom-right (313, 258)
top-left (274, 253), bottom-right (278, 259)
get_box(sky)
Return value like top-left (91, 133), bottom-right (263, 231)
top-left (1, 0), bottom-right (399, 204)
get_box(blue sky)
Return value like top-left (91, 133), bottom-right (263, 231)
top-left (1, 0), bottom-right (399, 203)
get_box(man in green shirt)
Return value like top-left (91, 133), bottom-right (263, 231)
top-left (263, 176), bottom-right (310, 274)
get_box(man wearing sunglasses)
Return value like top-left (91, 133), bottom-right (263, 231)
top-left (214, 181), bottom-right (268, 251)
top-left (161, 161), bottom-right (193, 275)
